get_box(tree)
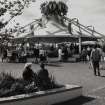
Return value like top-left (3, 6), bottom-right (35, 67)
top-left (0, 0), bottom-right (36, 46)
top-left (0, 0), bottom-right (35, 30)
top-left (57, 1), bottom-right (68, 16)
top-left (40, 1), bottom-right (68, 17)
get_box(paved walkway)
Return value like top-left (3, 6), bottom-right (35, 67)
top-left (1, 58), bottom-right (105, 104)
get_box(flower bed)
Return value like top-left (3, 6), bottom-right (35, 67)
top-left (0, 72), bottom-right (82, 105)
top-left (0, 84), bottom-right (82, 105)
top-left (0, 72), bottom-right (62, 97)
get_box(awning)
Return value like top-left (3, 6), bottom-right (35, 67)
top-left (13, 34), bottom-right (98, 44)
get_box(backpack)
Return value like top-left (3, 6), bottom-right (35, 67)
top-left (91, 49), bottom-right (101, 61)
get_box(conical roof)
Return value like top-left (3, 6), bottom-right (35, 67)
top-left (14, 15), bottom-right (102, 43)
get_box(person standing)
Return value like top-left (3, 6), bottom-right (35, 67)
top-left (1, 47), bottom-right (7, 62)
top-left (81, 48), bottom-right (87, 63)
top-left (62, 46), bottom-right (68, 62)
top-left (91, 45), bottom-right (101, 76)
top-left (39, 47), bottom-right (47, 63)
top-left (58, 47), bottom-right (62, 62)
top-left (97, 45), bottom-right (102, 62)
top-left (87, 46), bottom-right (91, 61)
top-left (34, 46), bottom-right (39, 63)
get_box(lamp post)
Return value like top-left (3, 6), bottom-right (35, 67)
top-left (87, 25), bottom-right (95, 37)
top-left (68, 18), bottom-right (82, 54)
top-left (68, 18), bottom-right (77, 35)
top-left (65, 17), bottom-right (82, 54)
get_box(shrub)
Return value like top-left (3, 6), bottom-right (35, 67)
top-left (0, 72), bottom-right (15, 90)
top-left (10, 82), bottom-right (25, 94)
top-left (0, 72), bottom-right (62, 97)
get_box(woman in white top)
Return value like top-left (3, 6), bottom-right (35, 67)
top-left (58, 47), bottom-right (62, 61)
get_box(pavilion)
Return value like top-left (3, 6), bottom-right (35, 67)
top-left (13, 15), bottom-right (102, 53)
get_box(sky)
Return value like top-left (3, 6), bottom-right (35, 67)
top-left (69, 0), bottom-right (105, 35)
top-left (5, 0), bottom-right (105, 35)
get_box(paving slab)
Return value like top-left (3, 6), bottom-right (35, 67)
top-left (0, 58), bottom-right (105, 104)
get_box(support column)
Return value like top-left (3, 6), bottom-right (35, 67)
top-left (79, 37), bottom-right (82, 54)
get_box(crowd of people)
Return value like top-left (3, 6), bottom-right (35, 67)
top-left (57, 43), bottom-right (105, 77)
top-left (80, 45), bottom-right (104, 76)
top-left (33, 43), bottom-right (79, 63)
top-left (22, 44), bottom-right (103, 91)
top-left (80, 45), bottom-right (103, 62)
top-left (0, 45), bottom-right (48, 63)
top-left (0, 42), bottom-right (79, 63)
top-left (1, 42), bottom-right (105, 77)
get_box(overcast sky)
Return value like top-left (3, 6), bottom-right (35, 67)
top-left (6, 0), bottom-right (105, 35)
top-left (69, 0), bottom-right (105, 35)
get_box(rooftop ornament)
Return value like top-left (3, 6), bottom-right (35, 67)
top-left (40, 1), bottom-right (68, 22)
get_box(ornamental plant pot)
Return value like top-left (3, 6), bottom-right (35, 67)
top-left (0, 84), bottom-right (82, 105)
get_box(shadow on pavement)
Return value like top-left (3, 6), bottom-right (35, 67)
top-left (52, 96), bottom-right (95, 105)
top-left (46, 63), bottom-right (62, 67)
top-left (46, 62), bottom-right (62, 67)
top-left (100, 75), bottom-right (105, 78)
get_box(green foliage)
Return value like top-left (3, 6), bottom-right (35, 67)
top-left (40, 1), bottom-right (68, 17)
